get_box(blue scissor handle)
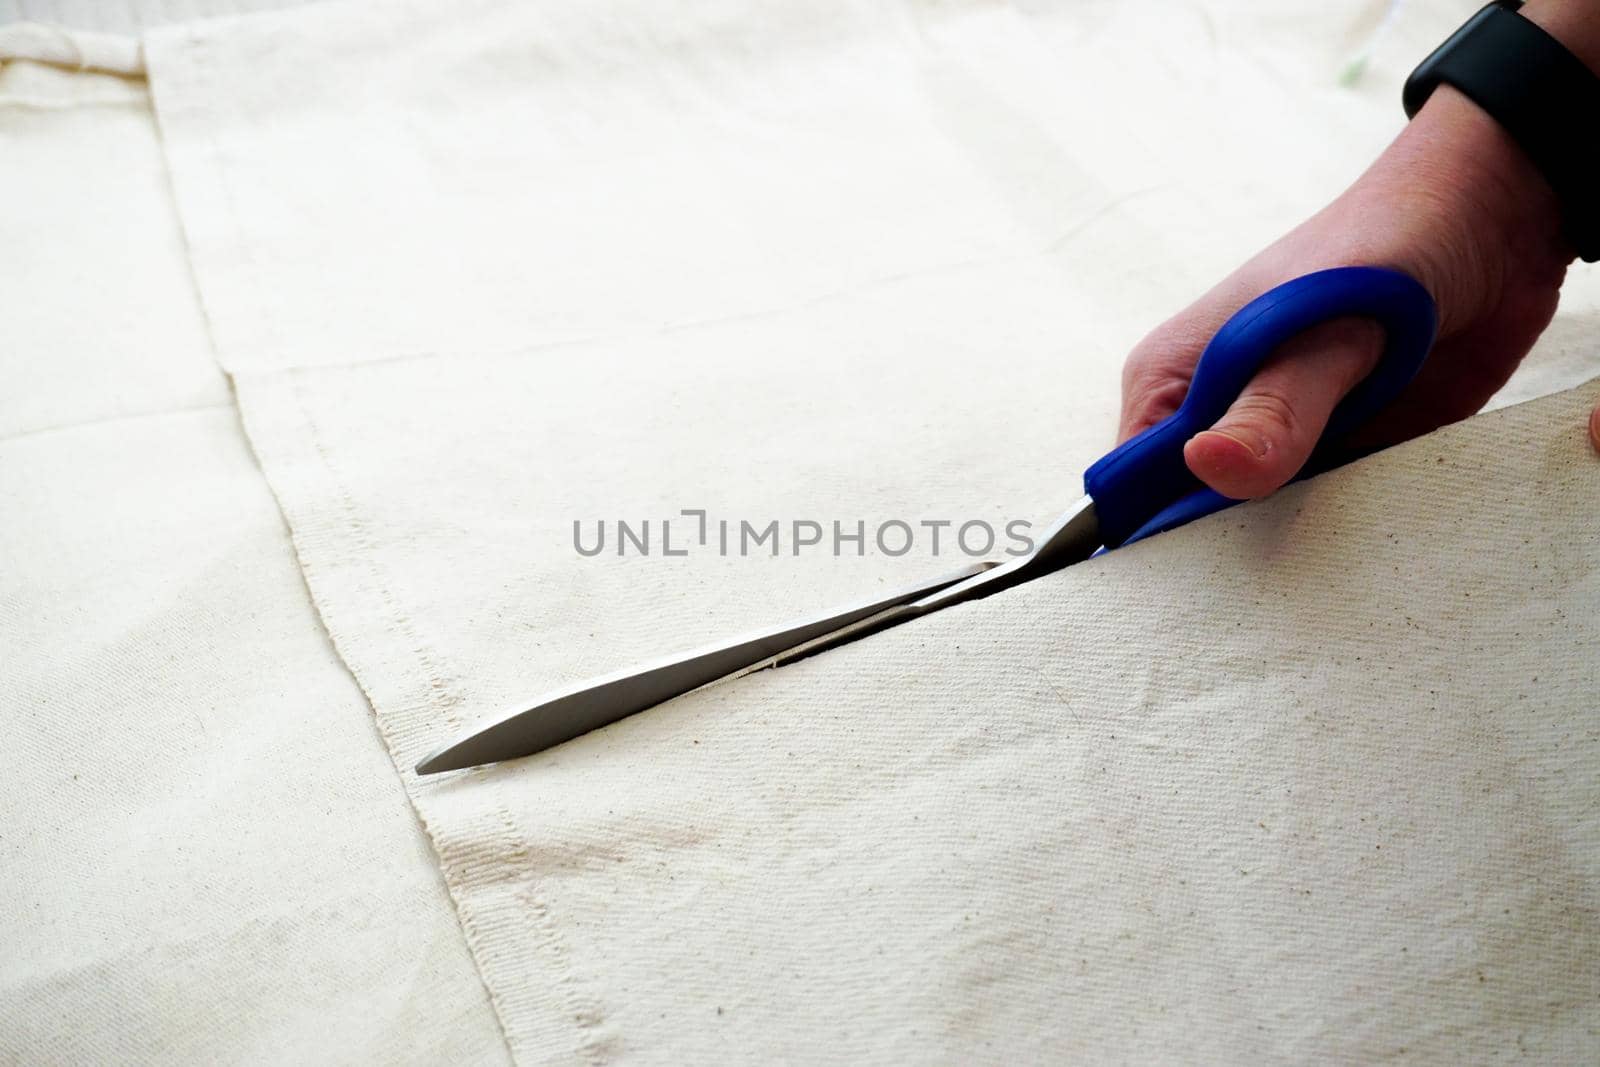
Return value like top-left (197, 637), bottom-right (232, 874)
top-left (1084, 266), bottom-right (1438, 549)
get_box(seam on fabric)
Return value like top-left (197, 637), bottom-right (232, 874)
top-left (0, 399), bottom-right (232, 446)
top-left (0, 92), bottom-right (145, 109)
top-left (0, 23), bottom-right (145, 74)
top-left (278, 369), bottom-right (613, 1065)
top-left (144, 25), bottom-right (610, 1065)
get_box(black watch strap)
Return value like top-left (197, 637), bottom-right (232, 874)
top-left (1405, 0), bottom-right (1600, 262)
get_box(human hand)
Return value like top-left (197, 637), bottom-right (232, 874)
top-left (1118, 85), bottom-right (1588, 499)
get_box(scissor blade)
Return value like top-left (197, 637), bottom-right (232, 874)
top-left (414, 561), bottom-right (994, 774)
top-left (764, 497), bottom-right (1103, 667)
top-left (907, 495), bottom-right (1101, 611)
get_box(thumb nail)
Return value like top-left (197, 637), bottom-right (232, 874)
top-left (1198, 425), bottom-right (1271, 460)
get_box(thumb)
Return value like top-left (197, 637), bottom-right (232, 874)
top-left (1182, 317), bottom-right (1385, 499)
top-left (1590, 402), bottom-right (1600, 455)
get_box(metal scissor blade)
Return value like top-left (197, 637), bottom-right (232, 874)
top-left (417, 498), bottom-right (1104, 775)
top-left (764, 496), bottom-right (1102, 667)
top-left (414, 560), bottom-right (994, 774)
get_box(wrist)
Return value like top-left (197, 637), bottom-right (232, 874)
top-left (1393, 0), bottom-right (1600, 271)
top-left (1363, 86), bottom-right (1569, 318)
top-left (1401, 86), bottom-right (1564, 252)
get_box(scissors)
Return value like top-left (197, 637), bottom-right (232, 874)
top-left (417, 266), bottom-right (1437, 775)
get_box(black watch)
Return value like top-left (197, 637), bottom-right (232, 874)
top-left (1405, 0), bottom-right (1600, 262)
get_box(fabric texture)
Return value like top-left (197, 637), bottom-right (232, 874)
top-left (0, 55), bottom-right (507, 1063)
top-left (0, 2), bottom-right (324, 37)
top-left (3, 0), bottom-right (1597, 1062)
top-left (136, 0), bottom-right (1600, 1062)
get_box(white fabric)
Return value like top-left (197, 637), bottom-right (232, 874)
top-left (0, 2), bottom-right (322, 37)
top-left (3, 0), bottom-right (1597, 1061)
top-left (0, 58), bottom-right (506, 1063)
top-left (0, 22), bottom-right (140, 73)
top-left (134, 0), bottom-right (1600, 1062)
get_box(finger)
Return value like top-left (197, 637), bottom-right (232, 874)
top-left (1590, 403), bottom-right (1600, 455)
top-left (1117, 315), bottom-right (1237, 442)
top-left (1182, 317), bottom-right (1385, 499)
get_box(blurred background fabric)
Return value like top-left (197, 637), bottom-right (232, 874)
top-left (3, 1), bottom-right (1597, 1061)
top-left (0, 0), bottom-right (320, 34)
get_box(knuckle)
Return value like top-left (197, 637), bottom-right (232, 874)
top-left (1230, 389), bottom-right (1303, 447)
top-left (1124, 372), bottom-right (1191, 430)
top-left (1139, 373), bottom-right (1192, 412)
top-left (1120, 346), bottom-right (1162, 389)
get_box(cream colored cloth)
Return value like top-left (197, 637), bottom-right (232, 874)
top-left (0, 57), bottom-right (507, 1063)
top-left (134, 0), bottom-right (1600, 1062)
top-left (4, 0), bottom-right (1598, 1062)
top-left (0, 2), bottom-right (322, 36)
